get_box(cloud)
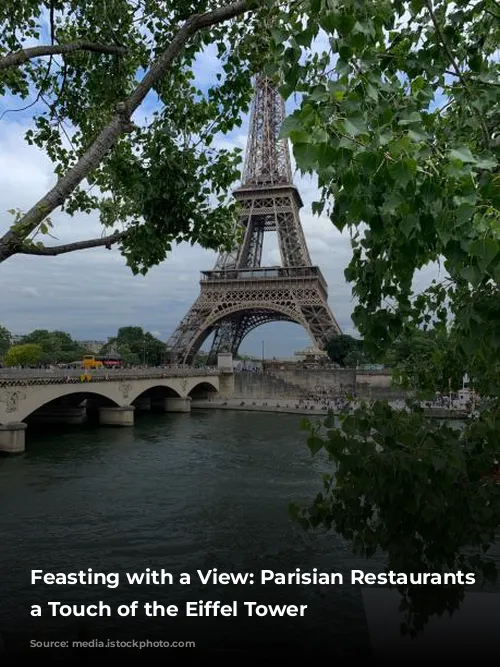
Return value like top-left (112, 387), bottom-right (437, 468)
top-left (0, 45), bottom-right (438, 359)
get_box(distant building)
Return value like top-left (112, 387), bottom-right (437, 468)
top-left (78, 340), bottom-right (105, 354)
top-left (293, 347), bottom-right (329, 362)
top-left (11, 334), bottom-right (24, 345)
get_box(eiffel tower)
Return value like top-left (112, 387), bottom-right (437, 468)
top-left (167, 75), bottom-right (341, 365)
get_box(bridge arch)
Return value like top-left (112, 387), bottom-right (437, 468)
top-left (15, 387), bottom-right (122, 423)
top-left (188, 380), bottom-right (219, 400)
top-left (130, 384), bottom-right (182, 404)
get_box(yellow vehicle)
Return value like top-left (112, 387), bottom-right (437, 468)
top-left (83, 355), bottom-right (103, 370)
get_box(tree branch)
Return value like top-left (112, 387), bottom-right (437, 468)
top-left (17, 230), bottom-right (130, 256)
top-left (425, 0), bottom-right (491, 148)
top-left (484, 7), bottom-right (500, 21)
top-left (0, 41), bottom-right (127, 71)
top-left (0, 0), bottom-right (255, 263)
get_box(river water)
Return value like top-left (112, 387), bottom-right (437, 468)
top-left (0, 410), bottom-right (376, 658)
top-left (0, 410), bottom-right (498, 659)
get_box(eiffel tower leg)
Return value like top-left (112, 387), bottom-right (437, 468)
top-left (166, 295), bottom-right (215, 365)
top-left (207, 320), bottom-right (235, 365)
top-left (168, 274), bottom-right (342, 364)
top-left (299, 303), bottom-right (341, 349)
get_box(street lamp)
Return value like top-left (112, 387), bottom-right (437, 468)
top-left (143, 336), bottom-right (146, 366)
top-left (261, 340), bottom-right (265, 363)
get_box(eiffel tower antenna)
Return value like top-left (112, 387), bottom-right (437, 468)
top-left (167, 75), bottom-right (341, 364)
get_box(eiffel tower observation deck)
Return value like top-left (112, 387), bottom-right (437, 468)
top-left (167, 75), bottom-right (341, 365)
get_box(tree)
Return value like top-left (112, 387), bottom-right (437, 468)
top-left (387, 327), bottom-right (467, 393)
top-left (0, 0), bottom-right (279, 272)
top-left (269, 0), bottom-right (499, 635)
top-left (21, 329), bottom-right (85, 363)
top-left (343, 348), bottom-right (367, 368)
top-left (4, 343), bottom-right (44, 366)
top-left (108, 343), bottom-right (140, 367)
top-left (0, 325), bottom-right (11, 360)
top-left (271, 0), bottom-right (499, 396)
top-left (325, 334), bottom-right (363, 366)
top-left (101, 326), bottom-right (165, 365)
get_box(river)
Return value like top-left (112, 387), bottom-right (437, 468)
top-left (0, 410), bottom-right (498, 659)
top-left (0, 410), bottom-right (375, 658)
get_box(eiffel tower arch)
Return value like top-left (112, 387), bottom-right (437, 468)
top-left (167, 76), bottom-right (341, 365)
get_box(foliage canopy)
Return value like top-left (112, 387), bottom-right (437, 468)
top-left (0, 325), bottom-right (11, 359)
top-left (101, 326), bottom-right (166, 365)
top-left (21, 328), bottom-right (85, 363)
top-left (269, 0), bottom-right (499, 396)
top-left (0, 0), bottom-right (274, 271)
top-left (4, 343), bottom-right (44, 366)
top-left (265, 0), bottom-right (500, 634)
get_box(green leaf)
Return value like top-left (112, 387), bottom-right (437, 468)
top-left (312, 200), bottom-right (325, 216)
top-left (469, 239), bottom-right (499, 267)
top-left (307, 435), bottom-right (324, 456)
top-left (449, 147), bottom-right (476, 163)
top-left (398, 111), bottom-right (422, 126)
top-left (456, 203), bottom-right (474, 224)
top-left (408, 128), bottom-right (427, 142)
top-left (431, 456), bottom-right (445, 471)
top-left (308, 85), bottom-right (329, 102)
top-left (460, 265), bottom-right (482, 286)
top-left (474, 156), bottom-right (497, 170)
top-left (271, 28), bottom-right (287, 44)
top-left (400, 214), bottom-right (419, 238)
top-left (343, 117), bottom-right (368, 137)
top-left (293, 143), bottom-right (318, 170)
top-left (388, 158), bottom-right (417, 187)
top-left (279, 115), bottom-right (303, 138)
top-left (366, 83), bottom-right (378, 101)
top-left (379, 132), bottom-right (393, 145)
top-left (295, 28), bottom-right (314, 47)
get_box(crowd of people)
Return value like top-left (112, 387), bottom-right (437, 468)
top-left (199, 387), bottom-right (477, 416)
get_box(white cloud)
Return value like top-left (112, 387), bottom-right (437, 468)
top-left (0, 45), bottom-right (438, 358)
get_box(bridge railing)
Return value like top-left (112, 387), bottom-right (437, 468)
top-left (0, 366), bottom-right (223, 384)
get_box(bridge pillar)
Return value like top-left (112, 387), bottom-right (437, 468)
top-left (164, 397), bottom-right (191, 413)
top-left (99, 406), bottom-right (135, 427)
top-left (0, 422), bottom-right (27, 454)
top-left (217, 352), bottom-right (233, 370)
top-left (217, 353), bottom-right (234, 397)
top-left (219, 373), bottom-right (235, 398)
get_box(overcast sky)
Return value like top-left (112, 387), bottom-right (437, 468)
top-left (0, 38), bottom-right (437, 358)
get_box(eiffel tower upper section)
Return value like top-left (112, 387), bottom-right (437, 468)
top-left (214, 75), bottom-right (312, 271)
top-left (167, 75), bottom-right (341, 365)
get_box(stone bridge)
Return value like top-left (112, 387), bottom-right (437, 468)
top-left (0, 359), bottom-right (235, 454)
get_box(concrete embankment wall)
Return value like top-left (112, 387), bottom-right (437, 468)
top-left (233, 369), bottom-right (407, 400)
top-left (355, 370), bottom-right (407, 399)
top-left (267, 368), bottom-right (356, 394)
top-left (233, 372), bottom-right (306, 399)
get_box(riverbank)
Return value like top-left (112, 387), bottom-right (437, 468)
top-left (191, 399), bottom-right (469, 420)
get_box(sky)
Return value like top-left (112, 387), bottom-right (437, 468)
top-left (0, 23), bottom-right (438, 359)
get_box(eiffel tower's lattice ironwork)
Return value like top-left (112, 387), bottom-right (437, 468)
top-left (167, 75), bottom-right (341, 365)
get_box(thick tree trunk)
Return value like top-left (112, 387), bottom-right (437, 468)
top-left (0, 0), bottom-right (253, 263)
